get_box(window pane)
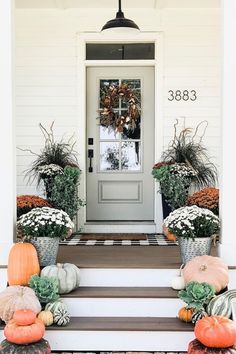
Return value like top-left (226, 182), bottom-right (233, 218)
top-left (100, 126), bottom-right (119, 140)
top-left (121, 142), bottom-right (141, 171)
top-left (86, 43), bottom-right (154, 60)
top-left (100, 142), bottom-right (119, 171)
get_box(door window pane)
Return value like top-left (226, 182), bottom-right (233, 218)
top-left (100, 142), bottom-right (119, 171)
top-left (121, 142), bottom-right (141, 171)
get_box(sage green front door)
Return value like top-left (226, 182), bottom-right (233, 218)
top-left (86, 66), bottom-right (154, 221)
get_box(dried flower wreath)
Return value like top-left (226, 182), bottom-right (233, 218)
top-left (98, 83), bottom-right (141, 133)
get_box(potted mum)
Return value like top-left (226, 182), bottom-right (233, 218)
top-left (187, 187), bottom-right (219, 215)
top-left (164, 205), bottom-right (220, 264)
top-left (17, 207), bottom-right (74, 266)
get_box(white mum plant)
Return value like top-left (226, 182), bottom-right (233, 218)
top-left (17, 207), bottom-right (74, 239)
top-left (164, 205), bottom-right (220, 240)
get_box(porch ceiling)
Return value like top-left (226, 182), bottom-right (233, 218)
top-left (15, 0), bottom-right (220, 9)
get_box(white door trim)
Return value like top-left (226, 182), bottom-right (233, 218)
top-left (76, 32), bottom-right (164, 233)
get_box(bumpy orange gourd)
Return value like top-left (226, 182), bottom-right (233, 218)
top-left (4, 312), bottom-right (45, 345)
top-left (194, 316), bottom-right (236, 348)
top-left (183, 255), bottom-right (229, 293)
top-left (178, 306), bottom-right (194, 322)
top-left (7, 243), bottom-right (40, 286)
top-left (13, 309), bottom-right (37, 326)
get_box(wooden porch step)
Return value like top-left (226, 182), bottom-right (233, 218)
top-left (61, 286), bottom-right (179, 298)
top-left (45, 316), bottom-right (194, 332)
top-left (0, 317), bottom-right (195, 351)
top-left (57, 245), bottom-right (218, 269)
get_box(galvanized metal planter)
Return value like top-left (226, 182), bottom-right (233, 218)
top-left (30, 237), bottom-right (59, 266)
top-left (178, 236), bottom-right (212, 264)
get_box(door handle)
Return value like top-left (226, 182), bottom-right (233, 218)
top-left (88, 149), bottom-right (94, 173)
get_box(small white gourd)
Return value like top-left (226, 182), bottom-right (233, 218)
top-left (171, 264), bottom-right (185, 290)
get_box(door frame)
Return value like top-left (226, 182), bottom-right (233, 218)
top-left (77, 31), bottom-right (164, 233)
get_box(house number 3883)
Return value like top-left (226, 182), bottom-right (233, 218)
top-left (168, 90), bottom-right (197, 101)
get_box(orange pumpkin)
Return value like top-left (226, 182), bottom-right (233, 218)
top-left (194, 316), bottom-right (236, 348)
top-left (4, 317), bottom-right (45, 345)
top-left (7, 243), bottom-right (40, 286)
top-left (13, 309), bottom-right (36, 326)
top-left (178, 306), bottom-right (194, 322)
top-left (183, 255), bottom-right (229, 293)
top-left (163, 225), bottom-right (177, 241)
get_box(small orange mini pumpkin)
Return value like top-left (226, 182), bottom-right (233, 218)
top-left (13, 309), bottom-right (36, 326)
top-left (178, 306), bottom-right (194, 322)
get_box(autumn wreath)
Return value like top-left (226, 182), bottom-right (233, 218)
top-left (98, 83), bottom-right (141, 133)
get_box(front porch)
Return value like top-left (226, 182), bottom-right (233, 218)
top-left (1, 0), bottom-right (236, 352)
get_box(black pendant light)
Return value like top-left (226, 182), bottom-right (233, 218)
top-left (101, 0), bottom-right (140, 32)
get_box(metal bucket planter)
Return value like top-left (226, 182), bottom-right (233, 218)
top-left (178, 236), bottom-right (213, 264)
top-left (30, 237), bottom-right (59, 267)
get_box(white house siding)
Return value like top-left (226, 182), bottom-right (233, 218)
top-left (15, 7), bottom-right (221, 196)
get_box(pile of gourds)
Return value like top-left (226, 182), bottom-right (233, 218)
top-left (171, 255), bottom-right (236, 352)
top-left (170, 255), bottom-right (236, 324)
top-left (0, 242), bottom-right (81, 352)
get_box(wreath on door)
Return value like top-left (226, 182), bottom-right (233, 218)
top-left (98, 83), bottom-right (141, 134)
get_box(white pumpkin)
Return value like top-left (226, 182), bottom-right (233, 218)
top-left (171, 264), bottom-right (185, 290)
top-left (41, 263), bottom-right (80, 294)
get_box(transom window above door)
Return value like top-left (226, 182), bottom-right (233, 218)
top-left (99, 78), bottom-right (142, 172)
top-left (86, 43), bottom-right (155, 60)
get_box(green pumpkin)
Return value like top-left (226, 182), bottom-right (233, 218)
top-left (53, 307), bottom-right (70, 326)
top-left (45, 299), bottom-right (67, 315)
top-left (41, 263), bottom-right (80, 294)
top-left (0, 338), bottom-right (51, 354)
top-left (207, 289), bottom-right (236, 318)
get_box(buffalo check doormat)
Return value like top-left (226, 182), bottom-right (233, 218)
top-left (59, 234), bottom-right (178, 246)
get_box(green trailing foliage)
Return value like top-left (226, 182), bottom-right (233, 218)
top-left (178, 281), bottom-right (215, 311)
top-left (49, 166), bottom-right (85, 220)
top-left (29, 275), bottom-right (60, 304)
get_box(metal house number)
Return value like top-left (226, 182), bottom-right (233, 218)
top-left (168, 90), bottom-right (197, 101)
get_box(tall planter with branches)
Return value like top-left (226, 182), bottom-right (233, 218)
top-left (152, 120), bottom-right (218, 216)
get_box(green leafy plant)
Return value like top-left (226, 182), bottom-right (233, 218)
top-left (29, 275), bottom-right (60, 304)
top-left (164, 205), bottom-right (220, 239)
top-left (152, 163), bottom-right (196, 210)
top-left (161, 119), bottom-right (218, 189)
top-left (179, 281), bottom-right (215, 311)
top-left (49, 166), bottom-right (85, 220)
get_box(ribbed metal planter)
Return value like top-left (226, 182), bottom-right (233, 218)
top-left (30, 237), bottom-right (59, 266)
top-left (178, 236), bottom-right (212, 264)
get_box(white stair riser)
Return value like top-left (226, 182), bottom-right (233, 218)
top-left (0, 269), bottom-right (7, 291)
top-left (0, 331), bottom-right (192, 351)
top-left (63, 298), bottom-right (185, 317)
top-left (1, 268), bottom-right (236, 288)
top-left (79, 268), bottom-right (179, 287)
top-left (79, 268), bottom-right (236, 287)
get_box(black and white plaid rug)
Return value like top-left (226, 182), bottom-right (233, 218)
top-left (59, 234), bottom-right (178, 246)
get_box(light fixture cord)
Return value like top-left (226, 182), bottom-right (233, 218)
top-left (118, 0), bottom-right (122, 12)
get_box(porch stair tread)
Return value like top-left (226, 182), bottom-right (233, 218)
top-left (61, 286), bottom-right (179, 298)
top-left (45, 316), bottom-right (194, 332)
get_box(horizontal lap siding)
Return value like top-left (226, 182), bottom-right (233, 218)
top-left (15, 8), bottom-right (221, 195)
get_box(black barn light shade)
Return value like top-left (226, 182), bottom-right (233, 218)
top-left (101, 0), bottom-right (140, 32)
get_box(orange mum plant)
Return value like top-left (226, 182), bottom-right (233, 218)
top-left (17, 195), bottom-right (52, 218)
top-left (187, 187), bottom-right (219, 215)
